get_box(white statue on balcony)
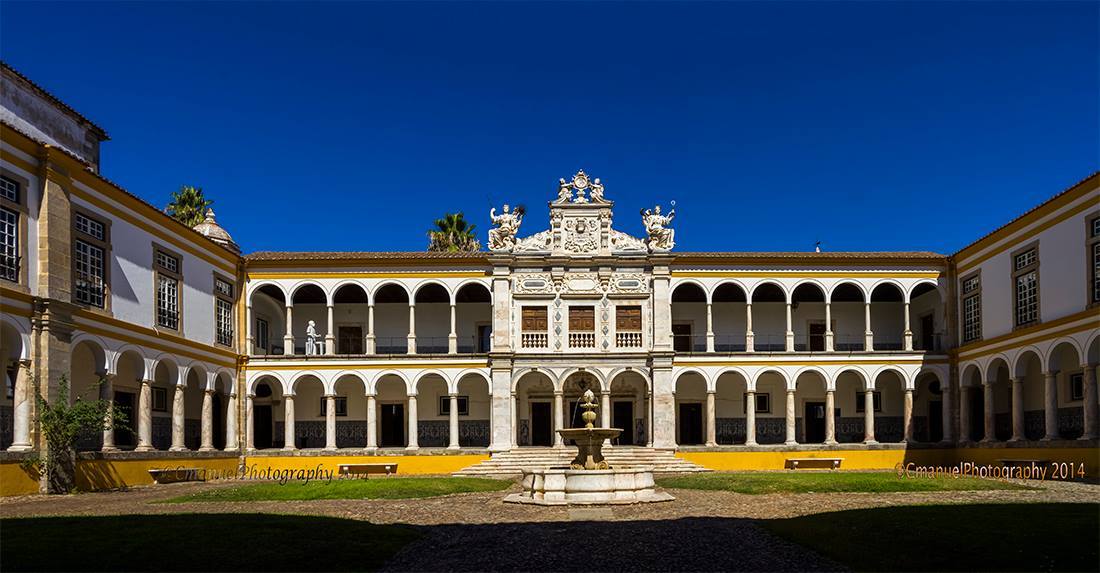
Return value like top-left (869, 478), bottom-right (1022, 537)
top-left (489, 204), bottom-right (523, 251)
top-left (306, 320), bottom-right (321, 355)
top-left (641, 204), bottom-right (676, 251)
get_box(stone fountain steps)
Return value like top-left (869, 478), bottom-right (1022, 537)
top-left (454, 447), bottom-right (710, 476)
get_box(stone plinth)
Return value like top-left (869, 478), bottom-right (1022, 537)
top-left (504, 467), bottom-right (674, 505)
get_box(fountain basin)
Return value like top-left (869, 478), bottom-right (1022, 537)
top-left (557, 427), bottom-right (622, 470)
top-left (504, 467), bottom-right (675, 505)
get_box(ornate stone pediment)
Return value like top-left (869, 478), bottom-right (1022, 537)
top-left (513, 272), bottom-right (555, 295)
top-left (610, 273), bottom-right (649, 294)
top-left (561, 272), bottom-right (602, 295)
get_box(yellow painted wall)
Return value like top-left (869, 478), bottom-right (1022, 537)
top-left (0, 458), bottom-right (241, 496)
top-left (242, 454), bottom-right (489, 476)
top-left (678, 447), bottom-right (1100, 477)
top-left (0, 461), bottom-right (40, 496)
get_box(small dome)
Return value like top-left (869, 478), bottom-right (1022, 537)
top-left (193, 208), bottom-right (240, 253)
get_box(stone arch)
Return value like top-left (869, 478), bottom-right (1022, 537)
top-left (370, 370), bottom-right (411, 396)
top-left (1046, 338), bottom-right (1084, 373)
top-left (870, 366), bottom-right (907, 390)
top-left (331, 371), bottom-right (369, 395)
top-left (557, 367), bottom-right (606, 392)
top-left (1012, 346), bottom-right (1044, 379)
top-left (908, 279), bottom-right (943, 303)
top-left (247, 371), bottom-right (287, 396)
top-left (248, 281), bottom-right (289, 303)
top-left (1086, 331), bottom-right (1100, 366)
top-left (833, 367), bottom-right (869, 392)
top-left (752, 367), bottom-right (790, 390)
top-left (70, 334), bottom-right (110, 375)
top-left (289, 371), bottom-right (326, 395)
top-left (869, 279), bottom-right (906, 300)
top-left (750, 280), bottom-right (788, 302)
top-left (414, 369), bottom-right (451, 395)
top-left (791, 279), bottom-right (828, 300)
top-left (412, 280), bottom-right (452, 302)
top-left (0, 314), bottom-right (30, 361)
top-left (670, 279), bottom-right (710, 302)
top-left (985, 355), bottom-right (1011, 384)
top-left (212, 369), bottom-right (235, 394)
top-left (711, 280), bottom-right (749, 301)
top-left (289, 280), bottom-right (328, 303)
top-left (109, 344), bottom-right (147, 377)
top-left (710, 366), bottom-right (749, 393)
top-left (960, 362), bottom-right (983, 388)
top-left (370, 281), bottom-right (411, 305)
top-left (793, 366), bottom-right (829, 390)
top-left (331, 280), bottom-right (369, 306)
top-left (828, 280), bottom-right (868, 303)
top-left (451, 369), bottom-right (491, 395)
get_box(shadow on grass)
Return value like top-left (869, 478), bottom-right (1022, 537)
top-left (1, 514), bottom-right (418, 572)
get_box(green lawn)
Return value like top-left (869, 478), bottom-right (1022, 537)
top-left (656, 471), bottom-right (1034, 494)
top-left (763, 503), bottom-right (1099, 572)
top-left (163, 476), bottom-right (512, 503)
top-left (1, 514), bottom-right (418, 571)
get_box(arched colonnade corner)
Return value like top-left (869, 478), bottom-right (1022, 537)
top-left (243, 367), bottom-right (493, 452)
top-left (957, 331), bottom-right (1100, 444)
top-left (245, 277), bottom-right (493, 357)
top-left (1, 315), bottom-right (239, 454)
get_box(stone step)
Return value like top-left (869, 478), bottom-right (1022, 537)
top-left (453, 447), bottom-right (710, 476)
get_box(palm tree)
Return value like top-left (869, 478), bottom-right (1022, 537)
top-left (427, 212), bottom-right (481, 252)
top-left (165, 185), bottom-right (213, 228)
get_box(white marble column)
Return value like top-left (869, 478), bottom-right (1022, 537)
top-left (406, 394), bottom-right (419, 450)
top-left (1042, 372), bottom-right (1059, 440)
top-left (448, 304), bottom-right (458, 354)
top-left (705, 390), bottom-right (717, 446)
top-left (325, 305), bottom-right (336, 356)
top-left (1081, 366), bottom-right (1098, 440)
top-left (510, 392), bottom-right (519, 447)
top-left (982, 383), bottom-right (996, 442)
top-left (199, 389), bottom-right (215, 451)
top-left (244, 394), bottom-right (255, 451)
top-left (225, 392), bottom-right (239, 451)
top-left (100, 374), bottom-right (118, 452)
top-left (325, 395), bottom-right (337, 450)
top-left (246, 304), bottom-right (254, 355)
top-left (169, 384), bottom-right (187, 451)
top-left (283, 395), bottom-right (296, 450)
top-left (283, 304), bottom-right (295, 356)
top-left (366, 304), bottom-right (376, 354)
top-left (366, 394), bottom-right (378, 449)
top-left (705, 302), bottom-right (714, 353)
top-left (407, 303), bottom-right (417, 354)
top-left (1010, 378), bottom-right (1024, 441)
top-left (7, 360), bottom-right (32, 451)
top-left (903, 388), bottom-right (914, 443)
top-left (959, 386), bottom-right (972, 442)
top-left (903, 301), bottom-right (913, 351)
top-left (863, 389), bottom-right (877, 443)
top-left (601, 390), bottom-right (611, 429)
top-left (824, 389), bottom-right (837, 444)
top-left (745, 390), bottom-right (757, 445)
top-left (863, 301), bottom-right (874, 351)
top-left (745, 303), bottom-right (754, 352)
top-left (784, 302), bottom-right (794, 352)
top-left (824, 302), bottom-right (834, 352)
top-left (784, 389), bottom-right (797, 445)
top-left (448, 393), bottom-right (460, 449)
top-left (136, 380), bottom-right (154, 451)
top-left (553, 390), bottom-right (564, 447)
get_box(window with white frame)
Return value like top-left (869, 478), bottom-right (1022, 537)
top-left (155, 249), bottom-right (181, 330)
top-left (1012, 246), bottom-right (1039, 327)
top-left (0, 175), bottom-right (19, 203)
top-left (75, 212), bottom-right (105, 241)
top-left (961, 272), bottom-right (981, 343)
top-left (214, 277), bottom-right (234, 347)
top-left (1089, 216), bottom-right (1100, 305)
top-left (73, 211), bottom-right (109, 308)
top-left (256, 318), bottom-right (270, 353)
top-left (0, 207), bottom-right (17, 282)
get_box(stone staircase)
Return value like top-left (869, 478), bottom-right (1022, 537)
top-left (453, 446), bottom-right (710, 476)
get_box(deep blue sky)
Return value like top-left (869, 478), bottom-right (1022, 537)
top-left (2, 1), bottom-right (1097, 254)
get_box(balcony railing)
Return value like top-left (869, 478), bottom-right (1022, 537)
top-left (521, 332), bottom-right (548, 349)
top-left (569, 331), bottom-right (596, 348)
top-left (616, 331), bottom-right (643, 348)
top-left (0, 254), bottom-right (19, 282)
top-left (250, 335), bottom-right (489, 357)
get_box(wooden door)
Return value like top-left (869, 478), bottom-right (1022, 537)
top-left (521, 307), bottom-right (548, 332)
top-left (569, 306), bottom-right (595, 331)
top-left (809, 322), bottom-right (826, 351)
top-left (338, 325), bottom-right (364, 354)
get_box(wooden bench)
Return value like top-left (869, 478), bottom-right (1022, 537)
top-left (149, 468), bottom-right (206, 484)
top-left (785, 457), bottom-right (843, 470)
top-left (338, 463), bottom-right (398, 479)
top-left (997, 458), bottom-right (1049, 469)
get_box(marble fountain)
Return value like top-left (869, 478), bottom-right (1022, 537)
top-left (504, 388), bottom-right (674, 506)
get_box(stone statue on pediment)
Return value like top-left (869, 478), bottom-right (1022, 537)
top-left (641, 204), bottom-right (676, 251)
top-left (489, 204), bottom-right (524, 251)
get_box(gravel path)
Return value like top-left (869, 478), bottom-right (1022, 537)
top-left (3, 477), bottom-right (1097, 572)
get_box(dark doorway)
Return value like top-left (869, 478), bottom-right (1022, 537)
top-left (920, 314), bottom-right (935, 351)
top-left (968, 388), bottom-right (984, 442)
top-left (613, 401), bottom-right (634, 445)
top-left (568, 401), bottom-right (585, 429)
top-left (380, 403), bottom-right (405, 447)
top-left (804, 401), bottom-right (826, 443)
top-left (809, 322), bottom-right (826, 352)
top-left (672, 324), bottom-right (693, 352)
top-left (212, 393), bottom-right (225, 449)
top-left (928, 400), bottom-right (943, 442)
top-left (254, 405), bottom-right (272, 449)
top-left (113, 391), bottom-right (136, 448)
top-left (338, 326), bottom-right (364, 355)
top-left (678, 402), bottom-right (703, 445)
top-left (530, 402), bottom-right (552, 446)
top-left (476, 325), bottom-right (492, 353)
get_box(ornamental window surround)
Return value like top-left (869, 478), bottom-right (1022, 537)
top-left (214, 275), bottom-right (235, 347)
top-left (960, 270), bottom-right (982, 343)
top-left (72, 208), bottom-right (111, 309)
top-left (154, 245), bottom-right (183, 331)
top-left (1011, 243), bottom-right (1040, 328)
